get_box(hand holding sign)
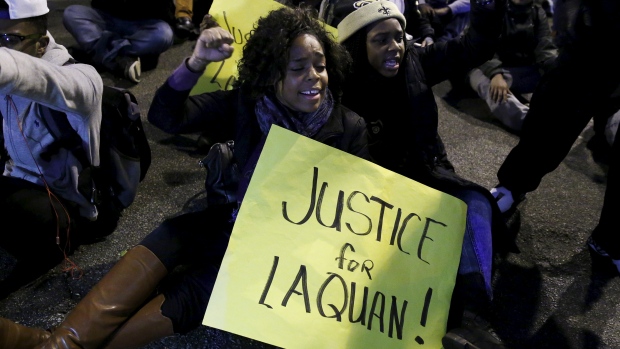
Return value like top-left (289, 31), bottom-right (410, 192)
top-left (203, 126), bottom-right (466, 349)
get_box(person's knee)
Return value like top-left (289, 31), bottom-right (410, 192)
top-left (62, 4), bottom-right (95, 25)
top-left (161, 265), bottom-right (218, 334)
top-left (150, 22), bottom-right (175, 51)
top-left (62, 4), bottom-right (84, 19)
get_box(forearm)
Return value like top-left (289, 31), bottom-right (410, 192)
top-left (0, 49), bottom-right (103, 117)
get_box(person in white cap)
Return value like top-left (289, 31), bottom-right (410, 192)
top-left (333, 0), bottom-right (509, 348)
top-left (0, 0), bottom-right (105, 302)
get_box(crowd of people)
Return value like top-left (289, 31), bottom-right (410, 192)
top-left (1, 0), bottom-right (618, 348)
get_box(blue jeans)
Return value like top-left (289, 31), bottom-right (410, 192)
top-left (451, 188), bottom-right (494, 300)
top-left (62, 5), bottom-right (174, 71)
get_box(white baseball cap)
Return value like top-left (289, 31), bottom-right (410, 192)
top-left (0, 0), bottom-right (49, 20)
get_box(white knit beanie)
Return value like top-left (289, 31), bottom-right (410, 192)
top-left (0, 0), bottom-right (49, 19)
top-left (335, 0), bottom-right (406, 43)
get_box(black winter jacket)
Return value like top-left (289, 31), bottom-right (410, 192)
top-left (148, 83), bottom-right (371, 178)
top-left (341, 1), bottom-right (508, 238)
top-left (479, 1), bottom-right (557, 79)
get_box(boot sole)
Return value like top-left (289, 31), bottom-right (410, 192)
top-left (442, 332), bottom-right (483, 349)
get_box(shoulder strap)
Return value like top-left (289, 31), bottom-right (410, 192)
top-left (39, 105), bottom-right (90, 166)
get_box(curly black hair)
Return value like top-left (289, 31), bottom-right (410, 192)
top-left (234, 6), bottom-right (352, 101)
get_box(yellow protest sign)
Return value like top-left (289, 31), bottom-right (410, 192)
top-left (203, 126), bottom-right (466, 349)
top-left (191, 0), bottom-right (338, 95)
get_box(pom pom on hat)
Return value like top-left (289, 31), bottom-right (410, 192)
top-left (334, 0), bottom-right (406, 43)
top-left (0, 0), bottom-right (49, 20)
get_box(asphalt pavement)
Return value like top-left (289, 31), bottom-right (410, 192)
top-left (1, 1), bottom-right (619, 348)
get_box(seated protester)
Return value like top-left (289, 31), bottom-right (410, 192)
top-left (403, 0), bottom-right (437, 46)
top-left (419, 0), bottom-right (483, 93)
top-left (62, 0), bottom-right (175, 83)
top-left (0, 6), bottom-right (370, 348)
top-left (468, 0), bottom-right (557, 132)
top-left (418, 0), bottom-right (471, 42)
top-left (331, 1), bottom-right (508, 348)
top-left (0, 0), bottom-right (105, 301)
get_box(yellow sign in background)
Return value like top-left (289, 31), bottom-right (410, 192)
top-left (203, 126), bottom-right (466, 348)
top-left (191, 0), bottom-right (337, 95)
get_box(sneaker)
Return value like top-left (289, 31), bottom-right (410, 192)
top-left (125, 57), bottom-right (141, 83)
top-left (443, 311), bottom-right (508, 349)
top-left (115, 55), bottom-right (141, 83)
top-left (490, 185), bottom-right (524, 214)
top-left (587, 236), bottom-right (620, 273)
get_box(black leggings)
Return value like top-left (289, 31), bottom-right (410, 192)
top-left (139, 204), bottom-right (235, 334)
top-left (0, 176), bottom-right (118, 298)
top-left (0, 176), bottom-right (81, 298)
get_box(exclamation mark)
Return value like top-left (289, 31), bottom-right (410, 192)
top-left (414, 287), bottom-right (433, 345)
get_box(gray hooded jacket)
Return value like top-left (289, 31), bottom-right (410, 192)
top-left (0, 33), bottom-right (103, 219)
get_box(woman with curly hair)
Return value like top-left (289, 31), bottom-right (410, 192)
top-left (0, 5), bottom-right (370, 349)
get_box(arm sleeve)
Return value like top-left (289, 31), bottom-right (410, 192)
top-left (147, 59), bottom-right (234, 135)
top-left (0, 47), bottom-right (103, 119)
top-left (533, 6), bottom-right (558, 73)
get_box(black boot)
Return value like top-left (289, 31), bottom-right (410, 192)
top-left (443, 273), bottom-right (508, 349)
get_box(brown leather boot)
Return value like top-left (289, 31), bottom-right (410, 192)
top-left (0, 318), bottom-right (50, 349)
top-left (36, 245), bottom-right (168, 349)
top-left (102, 294), bottom-right (175, 349)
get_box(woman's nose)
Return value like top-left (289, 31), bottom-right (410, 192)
top-left (307, 67), bottom-right (320, 80)
top-left (388, 38), bottom-right (400, 51)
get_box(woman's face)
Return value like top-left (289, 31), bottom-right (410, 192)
top-left (276, 34), bottom-right (328, 113)
top-left (365, 18), bottom-right (405, 78)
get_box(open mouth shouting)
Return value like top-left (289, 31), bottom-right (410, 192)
top-left (384, 56), bottom-right (400, 72)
